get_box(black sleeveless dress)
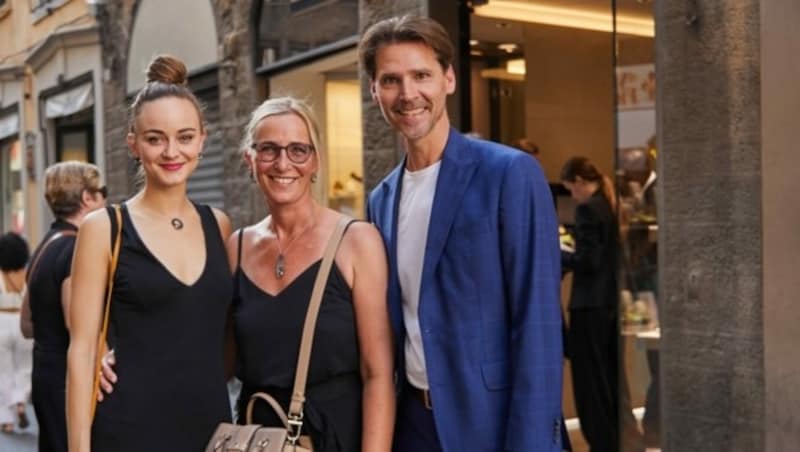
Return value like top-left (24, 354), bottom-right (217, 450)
top-left (92, 204), bottom-right (232, 451)
top-left (232, 225), bottom-right (362, 452)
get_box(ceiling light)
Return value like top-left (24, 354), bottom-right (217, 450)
top-left (497, 43), bottom-right (518, 53)
top-left (474, 1), bottom-right (654, 38)
top-left (480, 68), bottom-right (524, 81)
top-left (506, 58), bottom-right (525, 75)
top-left (470, 39), bottom-right (479, 46)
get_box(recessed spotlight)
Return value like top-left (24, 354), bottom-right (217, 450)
top-left (497, 43), bottom-right (518, 53)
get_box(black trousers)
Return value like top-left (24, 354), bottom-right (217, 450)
top-left (569, 308), bottom-right (642, 452)
top-left (31, 350), bottom-right (68, 452)
top-left (393, 385), bottom-right (443, 452)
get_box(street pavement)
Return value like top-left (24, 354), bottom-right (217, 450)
top-left (0, 403), bottom-right (37, 452)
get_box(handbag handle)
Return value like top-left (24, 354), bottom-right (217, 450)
top-left (246, 392), bottom-right (289, 427)
top-left (285, 216), bottom-right (351, 431)
top-left (90, 204), bottom-right (123, 420)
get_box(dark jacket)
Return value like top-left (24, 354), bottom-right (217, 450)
top-left (562, 190), bottom-right (619, 310)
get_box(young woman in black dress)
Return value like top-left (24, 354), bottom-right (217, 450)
top-left (67, 55), bottom-right (232, 452)
top-left (229, 97), bottom-right (395, 451)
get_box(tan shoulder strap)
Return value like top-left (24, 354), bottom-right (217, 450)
top-left (288, 216), bottom-right (351, 420)
top-left (90, 204), bottom-right (123, 420)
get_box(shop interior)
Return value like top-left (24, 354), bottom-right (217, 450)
top-left (469, 1), bottom-right (658, 450)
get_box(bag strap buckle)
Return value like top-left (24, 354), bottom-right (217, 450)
top-left (287, 413), bottom-right (304, 444)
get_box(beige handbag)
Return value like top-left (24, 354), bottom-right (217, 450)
top-left (206, 217), bottom-right (351, 452)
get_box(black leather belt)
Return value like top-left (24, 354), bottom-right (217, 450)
top-left (406, 382), bottom-right (432, 410)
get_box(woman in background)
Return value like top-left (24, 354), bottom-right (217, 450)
top-left (0, 232), bottom-right (31, 434)
top-left (23, 161), bottom-right (106, 451)
top-left (560, 156), bottom-right (642, 452)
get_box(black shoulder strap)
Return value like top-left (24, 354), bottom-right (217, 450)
top-left (26, 230), bottom-right (77, 283)
top-left (236, 228), bottom-right (245, 268)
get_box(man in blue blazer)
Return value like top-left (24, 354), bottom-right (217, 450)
top-left (360, 15), bottom-right (565, 452)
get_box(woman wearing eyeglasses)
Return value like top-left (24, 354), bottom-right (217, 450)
top-left (22, 161), bottom-right (106, 451)
top-left (229, 97), bottom-right (395, 451)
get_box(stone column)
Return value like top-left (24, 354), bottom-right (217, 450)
top-left (214, 0), bottom-right (265, 228)
top-left (97, 0), bottom-right (138, 202)
top-left (654, 0), bottom-right (800, 449)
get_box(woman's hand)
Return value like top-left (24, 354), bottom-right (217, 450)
top-left (96, 349), bottom-right (117, 402)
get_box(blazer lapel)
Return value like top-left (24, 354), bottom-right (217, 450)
top-left (421, 130), bottom-right (480, 288)
top-left (377, 164), bottom-right (406, 339)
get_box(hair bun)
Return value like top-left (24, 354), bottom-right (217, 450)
top-left (145, 55), bottom-right (188, 86)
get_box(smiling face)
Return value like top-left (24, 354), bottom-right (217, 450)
top-left (127, 96), bottom-right (205, 189)
top-left (370, 41), bottom-right (455, 150)
top-left (246, 113), bottom-right (318, 207)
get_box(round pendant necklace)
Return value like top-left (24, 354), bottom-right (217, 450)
top-left (171, 218), bottom-right (184, 230)
top-left (271, 211), bottom-right (317, 279)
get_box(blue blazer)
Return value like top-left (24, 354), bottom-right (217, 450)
top-left (367, 130), bottom-right (564, 451)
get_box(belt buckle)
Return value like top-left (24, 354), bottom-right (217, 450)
top-left (422, 389), bottom-right (432, 410)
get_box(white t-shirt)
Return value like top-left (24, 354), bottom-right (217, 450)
top-left (397, 161), bottom-right (441, 390)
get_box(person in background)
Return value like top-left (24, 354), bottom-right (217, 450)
top-left (560, 156), bottom-right (642, 452)
top-left (228, 96), bottom-right (395, 451)
top-left (22, 161), bottom-right (106, 451)
top-left (67, 55), bottom-right (232, 452)
top-left (0, 232), bottom-right (31, 434)
top-left (361, 15), bottom-right (564, 451)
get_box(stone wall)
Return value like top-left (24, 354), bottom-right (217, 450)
top-left (98, 0), bottom-right (263, 228)
top-left (656, 1), bottom-right (765, 450)
top-left (214, 0), bottom-right (266, 228)
top-left (96, 0), bottom-right (137, 204)
top-left (359, 0), bottom-right (425, 192)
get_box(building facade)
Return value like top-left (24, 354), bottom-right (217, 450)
top-left (4, 0), bottom-right (795, 450)
top-left (0, 0), bottom-right (105, 242)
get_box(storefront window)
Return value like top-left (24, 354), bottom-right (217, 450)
top-left (470, 1), bottom-right (658, 450)
top-left (54, 107), bottom-right (94, 163)
top-left (1, 138), bottom-right (25, 233)
top-left (255, 0), bottom-right (358, 71)
top-left (325, 79), bottom-right (363, 218)
top-left (615, 1), bottom-right (659, 451)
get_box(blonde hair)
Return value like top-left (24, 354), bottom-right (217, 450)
top-left (44, 161), bottom-right (102, 218)
top-left (241, 96), bottom-right (322, 163)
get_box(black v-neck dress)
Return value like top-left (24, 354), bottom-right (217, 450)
top-left (91, 204), bottom-right (232, 451)
top-left (232, 227), bottom-right (362, 452)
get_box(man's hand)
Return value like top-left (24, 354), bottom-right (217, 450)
top-left (96, 349), bottom-right (117, 402)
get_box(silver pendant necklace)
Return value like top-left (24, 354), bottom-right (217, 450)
top-left (271, 211), bottom-right (317, 279)
top-left (171, 218), bottom-right (184, 230)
